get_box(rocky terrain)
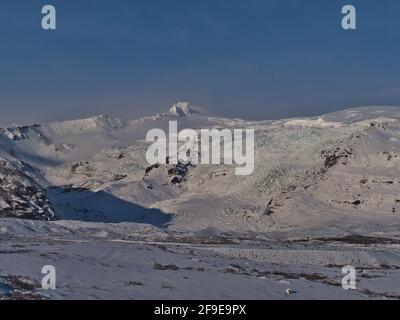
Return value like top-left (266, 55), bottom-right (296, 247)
top-left (0, 159), bottom-right (54, 220)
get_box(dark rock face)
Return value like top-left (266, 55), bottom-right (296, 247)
top-left (0, 159), bottom-right (55, 220)
top-left (321, 148), bottom-right (353, 168)
top-left (145, 164), bottom-right (160, 176)
top-left (168, 162), bottom-right (193, 185)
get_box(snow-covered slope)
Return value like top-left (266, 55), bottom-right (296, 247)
top-left (0, 103), bottom-right (399, 236)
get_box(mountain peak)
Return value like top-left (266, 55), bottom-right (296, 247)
top-left (168, 102), bottom-right (202, 117)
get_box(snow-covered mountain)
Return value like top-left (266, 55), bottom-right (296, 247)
top-left (0, 103), bottom-right (399, 235)
top-left (1, 103), bottom-right (400, 300)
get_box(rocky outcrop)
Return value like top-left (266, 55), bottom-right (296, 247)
top-left (0, 159), bottom-right (55, 220)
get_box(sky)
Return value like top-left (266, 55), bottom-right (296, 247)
top-left (0, 0), bottom-right (400, 126)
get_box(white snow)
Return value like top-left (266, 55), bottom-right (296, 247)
top-left (0, 104), bottom-right (400, 299)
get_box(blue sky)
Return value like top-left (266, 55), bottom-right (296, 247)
top-left (0, 0), bottom-right (400, 125)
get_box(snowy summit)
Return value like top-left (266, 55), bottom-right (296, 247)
top-left (168, 102), bottom-right (202, 117)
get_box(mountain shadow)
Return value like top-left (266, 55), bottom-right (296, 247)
top-left (46, 186), bottom-right (171, 227)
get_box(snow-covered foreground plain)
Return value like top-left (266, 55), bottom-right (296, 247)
top-left (0, 104), bottom-right (400, 299)
top-left (1, 219), bottom-right (400, 299)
